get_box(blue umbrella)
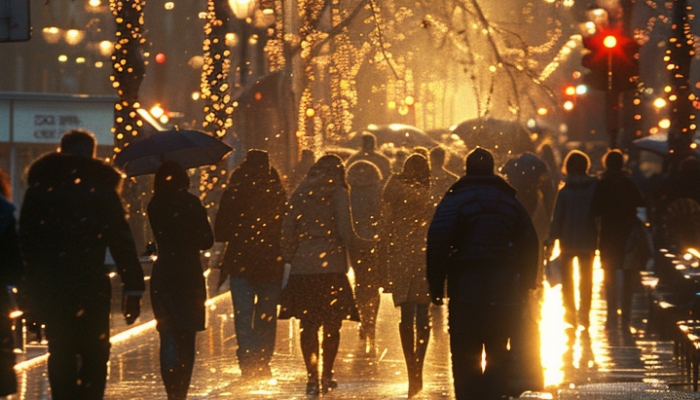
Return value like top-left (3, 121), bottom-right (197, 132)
top-left (113, 129), bottom-right (232, 176)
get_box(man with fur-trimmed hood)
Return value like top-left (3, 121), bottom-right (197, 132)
top-left (19, 129), bottom-right (144, 400)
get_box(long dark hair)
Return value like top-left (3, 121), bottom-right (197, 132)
top-left (153, 161), bottom-right (190, 195)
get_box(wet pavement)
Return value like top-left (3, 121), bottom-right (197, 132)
top-left (7, 259), bottom-right (700, 399)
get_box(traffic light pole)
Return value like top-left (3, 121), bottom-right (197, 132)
top-left (606, 52), bottom-right (620, 149)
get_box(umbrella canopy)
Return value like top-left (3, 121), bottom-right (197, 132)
top-left (113, 129), bottom-right (232, 176)
top-left (342, 123), bottom-right (437, 149)
top-left (450, 118), bottom-right (535, 155)
top-left (631, 133), bottom-right (670, 156)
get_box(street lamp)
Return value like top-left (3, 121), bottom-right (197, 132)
top-left (229, 0), bottom-right (256, 20)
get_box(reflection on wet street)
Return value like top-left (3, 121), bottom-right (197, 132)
top-left (7, 261), bottom-right (693, 399)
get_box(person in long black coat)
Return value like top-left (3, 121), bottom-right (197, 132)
top-left (19, 130), bottom-right (145, 400)
top-left (590, 149), bottom-right (645, 331)
top-left (214, 149), bottom-right (287, 380)
top-left (148, 161), bottom-right (214, 400)
top-left (0, 168), bottom-right (22, 397)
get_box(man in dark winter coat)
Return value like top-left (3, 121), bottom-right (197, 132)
top-left (19, 130), bottom-right (145, 400)
top-left (346, 132), bottom-right (392, 183)
top-left (427, 147), bottom-right (539, 400)
top-left (214, 149), bottom-right (287, 380)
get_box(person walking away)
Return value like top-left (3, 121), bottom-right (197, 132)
top-left (427, 147), bottom-right (539, 400)
top-left (428, 146), bottom-right (459, 335)
top-left (347, 160), bottom-right (383, 354)
top-left (0, 167), bottom-right (23, 396)
top-left (346, 132), bottom-right (392, 183)
top-left (546, 150), bottom-right (598, 330)
top-left (279, 155), bottom-right (361, 395)
top-left (19, 129), bottom-right (145, 400)
top-left (381, 154), bottom-right (434, 397)
top-left (147, 161), bottom-right (213, 399)
top-left (214, 149), bottom-right (287, 380)
top-left (590, 149), bottom-right (645, 331)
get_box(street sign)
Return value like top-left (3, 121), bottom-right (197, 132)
top-left (0, 0), bottom-right (30, 43)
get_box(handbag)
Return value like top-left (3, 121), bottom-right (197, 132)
top-left (544, 255), bottom-right (563, 287)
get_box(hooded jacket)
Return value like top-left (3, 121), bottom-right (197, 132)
top-left (19, 152), bottom-right (145, 318)
top-left (426, 175), bottom-right (539, 303)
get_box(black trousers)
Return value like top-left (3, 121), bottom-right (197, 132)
top-left (448, 301), bottom-right (519, 400)
top-left (45, 298), bottom-right (111, 400)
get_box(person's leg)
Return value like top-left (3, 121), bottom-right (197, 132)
top-left (174, 330), bottom-right (197, 399)
top-left (74, 299), bottom-right (111, 400)
top-left (602, 262), bottom-right (619, 329)
top-left (413, 304), bottom-right (431, 395)
top-left (229, 277), bottom-right (257, 377)
top-left (299, 316), bottom-right (321, 394)
top-left (159, 329), bottom-right (182, 400)
top-left (398, 303), bottom-right (419, 396)
top-left (448, 301), bottom-right (484, 400)
top-left (354, 268), bottom-right (381, 347)
top-left (621, 269), bottom-right (638, 330)
top-left (252, 281), bottom-right (280, 377)
top-left (578, 253), bottom-right (594, 328)
top-left (46, 324), bottom-right (79, 400)
top-left (320, 315), bottom-right (343, 393)
top-left (560, 254), bottom-right (577, 327)
top-left (482, 324), bottom-right (512, 400)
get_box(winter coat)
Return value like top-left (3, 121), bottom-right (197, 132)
top-left (214, 165), bottom-right (286, 285)
top-left (590, 171), bottom-right (645, 269)
top-left (380, 173), bottom-right (433, 306)
top-left (548, 175), bottom-right (598, 254)
top-left (347, 161), bottom-right (383, 285)
top-left (426, 175), bottom-right (539, 304)
top-left (148, 190), bottom-right (213, 332)
top-left (19, 153), bottom-right (145, 322)
top-left (281, 179), bottom-right (357, 276)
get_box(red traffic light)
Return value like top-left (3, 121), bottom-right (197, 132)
top-left (603, 35), bottom-right (617, 49)
top-left (155, 52), bottom-right (166, 64)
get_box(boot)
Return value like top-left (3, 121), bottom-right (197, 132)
top-left (399, 323), bottom-right (419, 397)
top-left (412, 324), bottom-right (430, 396)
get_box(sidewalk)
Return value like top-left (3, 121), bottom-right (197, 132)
top-left (8, 264), bottom-right (700, 399)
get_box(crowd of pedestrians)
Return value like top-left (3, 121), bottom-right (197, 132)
top-left (0, 127), bottom-right (679, 399)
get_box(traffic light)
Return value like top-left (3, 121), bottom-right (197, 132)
top-left (581, 28), bottom-right (639, 92)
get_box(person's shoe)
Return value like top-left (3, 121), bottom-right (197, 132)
top-left (306, 379), bottom-right (320, 395)
top-left (321, 376), bottom-right (338, 394)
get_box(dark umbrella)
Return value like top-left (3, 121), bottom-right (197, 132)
top-left (113, 129), bottom-right (232, 176)
top-left (451, 118), bottom-right (535, 155)
top-left (342, 123), bottom-right (437, 148)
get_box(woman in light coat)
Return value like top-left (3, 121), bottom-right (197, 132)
top-left (380, 154), bottom-right (433, 398)
top-left (280, 154), bottom-right (360, 395)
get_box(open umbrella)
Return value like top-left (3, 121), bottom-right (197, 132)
top-left (451, 118), bottom-right (535, 155)
top-left (113, 129), bottom-right (232, 176)
top-left (342, 123), bottom-right (437, 149)
top-left (631, 133), bottom-right (670, 156)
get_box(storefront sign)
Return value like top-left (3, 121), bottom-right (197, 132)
top-left (0, 94), bottom-right (115, 145)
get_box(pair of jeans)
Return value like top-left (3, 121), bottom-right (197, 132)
top-left (229, 278), bottom-right (280, 376)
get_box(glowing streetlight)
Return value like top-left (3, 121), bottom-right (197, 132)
top-left (64, 28), bottom-right (85, 46)
top-left (229, 0), bottom-right (257, 20)
top-left (653, 98), bottom-right (667, 109)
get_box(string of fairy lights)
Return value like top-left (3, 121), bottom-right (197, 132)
top-left (109, 0), bottom-right (147, 153)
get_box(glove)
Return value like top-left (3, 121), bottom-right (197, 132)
top-left (122, 295), bottom-right (141, 325)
